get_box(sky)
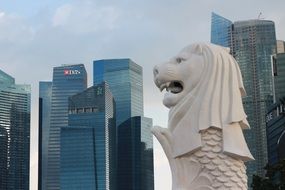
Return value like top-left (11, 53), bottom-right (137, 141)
top-left (0, 0), bottom-right (285, 189)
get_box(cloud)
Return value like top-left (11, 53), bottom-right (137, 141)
top-left (52, 1), bottom-right (121, 34)
top-left (0, 11), bottom-right (34, 43)
top-left (0, 11), bottom-right (5, 18)
top-left (52, 4), bottom-right (72, 27)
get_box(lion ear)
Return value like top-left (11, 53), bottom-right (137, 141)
top-left (193, 44), bottom-right (203, 55)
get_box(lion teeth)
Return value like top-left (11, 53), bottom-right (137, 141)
top-left (160, 84), bottom-right (166, 92)
top-left (160, 82), bottom-right (180, 92)
top-left (160, 82), bottom-right (171, 92)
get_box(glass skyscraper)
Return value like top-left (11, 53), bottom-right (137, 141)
top-left (266, 102), bottom-right (285, 166)
top-left (45, 64), bottom-right (87, 190)
top-left (0, 126), bottom-right (8, 189)
top-left (210, 12), bottom-right (233, 49)
top-left (93, 59), bottom-right (143, 126)
top-left (266, 52), bottom-right (285, 166)
top-left (93, 59), bottom-right (154, 190)
top-left (233, 20), bottom-right (276, 180)
top-left (0, 69), bottom-right (31, 190)
top-left (211, 13), bottom-right (277, 185)
top-left (39, 81), bottom-right (52, 190)
top-left (272, 53), bottom-right (285, 102)
top-left (60, 83), bottom-right (116, 190)
top-left (117, 116), bottom-right (154, 190)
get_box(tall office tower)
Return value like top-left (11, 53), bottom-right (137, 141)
top-left (210, 12), bottom-right (233, 50)
top-left (278, 132), bottom-right (285, 161)
top-left (117, 116), bottom-right (154, 190)
top-left (93, 59), bottom-right (143, 126)
top-left (0, 127), bottom-right (8, 190)
top-left (272, 53), bottom-right (285, 102)
top-left (266, 52), bottom-right (285, 166)
top-left (38, 81), bottom-right (52, 190)
top-left (93, 59), bottom-right (154, 190)
top-left (60, 83), bottom-right (116, 190)
top-left (266, 101), bottom-right (285, 166)
top-left (277, 40), bottom-right (285, 53)
top-left (0, 69), bottom-right (31, 190)
top-left (45, 64), bottom-right (87, 190)
top-left (211, 13), bottom-right (277, 184)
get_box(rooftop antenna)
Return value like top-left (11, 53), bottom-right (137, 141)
top-left (258, 12), bottom-right (265, 19)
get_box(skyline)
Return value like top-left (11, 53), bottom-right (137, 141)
top-left (1, 1), bottom-right (285, 189)
top-left (0, 69), bottom-right (31, 189)
top-left (211, 13), bottom-right (277, 185)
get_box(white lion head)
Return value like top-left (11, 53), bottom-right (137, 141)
top-left (154, 44), bottom-right (206, 108)
top-left (154, 43), bottom-right (250, 152)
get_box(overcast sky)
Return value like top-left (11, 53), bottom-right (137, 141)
top-left (1, 0), bottom-right (285, 189)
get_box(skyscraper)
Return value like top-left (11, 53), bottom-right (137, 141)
top-left (39, 81), bottom-right (52, 190)
top-left (266, 101), bottom-right (285, 166)
top-left (93, 59), bottom-right (143, 126)
top-left (60, 83), bottom-right (116, 190)
top-left (211, 13), bottom-right (277, 184)
top-left (0, 69), bottom-right (31, 190)
top-left (93, 59), bottom-right (154, 190)
top-left (0, 127), bottom-right (8, 190)
top-left (210, 12), bottom-right (233, 49)
top-left (117, 116), bottom-right (154, 190)
top-left (45, 64), bottom-right (87, 190)
top-left (278, 131), bottom-right (285, 161)
top-left (272, 53), bottom-right (285, 102)
top-left (266, 50), bottom-right (285, 167)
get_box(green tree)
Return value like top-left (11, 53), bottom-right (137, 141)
top-left (251, 159), bottom-right (285, 190)
top-left (251, 175), bottom-right (277, 190)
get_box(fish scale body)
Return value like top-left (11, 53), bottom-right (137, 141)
top-left (190, 128), bottom-right (248, 190)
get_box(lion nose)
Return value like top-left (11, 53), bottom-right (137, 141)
top-left (153, 65), bottom-right (159, 76)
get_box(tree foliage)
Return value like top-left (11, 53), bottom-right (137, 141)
top-left (251, 159), bottom-right (285, 190)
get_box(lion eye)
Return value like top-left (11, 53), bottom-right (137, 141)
top-left (176, 57), bottom-right (185, 64)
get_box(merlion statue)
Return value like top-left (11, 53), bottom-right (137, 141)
top-left (152, 43), bottom-right (254, 190)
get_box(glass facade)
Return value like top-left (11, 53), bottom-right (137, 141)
top-left (211, 14), bottom-right (277, 185)
top-left (93, 59), bottom-right (154, 190)
top-left (233, 20), bottom-right (276, 182)
top-left (267, 52), bottom-right (285, 165)
top-left (0, 69), bottom-right (31, 190)
top-left (210, 12), bottom-right (233, 50)
top-left (60, 83), bottom-right (116, 190)
top-left (39, 81), bottom-right (52, 190)
top-left (278, 132), bottom-right (285, 161)
top-left (272, 53), bottom-right (285, 102)
top-left (266, 101), bottom-right (285, 165)
top-left (0, 127), bottom-right (8, 190)
top-left (46, 64), bottom-right (87, 190)
top-left (117, 116), bottom-right (154, 190)
top-left (93, 59), bottom-right (143, 126)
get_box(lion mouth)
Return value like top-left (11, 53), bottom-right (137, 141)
top-left (160, 81), bottom-right (183, 94)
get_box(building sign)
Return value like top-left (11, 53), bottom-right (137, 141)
top-left (64, 69), bottom-right (81, 75)
top-left (266, 103), bottom-right (285, 123)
